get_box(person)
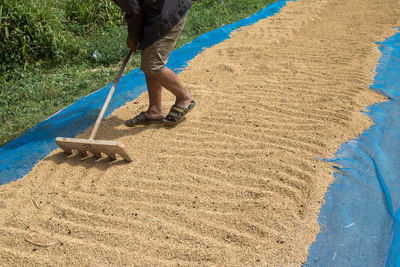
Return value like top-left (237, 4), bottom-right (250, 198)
top-left (114, 0), bottom-right (196, 126)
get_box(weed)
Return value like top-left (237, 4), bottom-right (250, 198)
top-left (0, 0), bottom-right (123, 68)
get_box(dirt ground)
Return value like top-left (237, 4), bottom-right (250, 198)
top-left (1, 0), bottom-right (400, 266)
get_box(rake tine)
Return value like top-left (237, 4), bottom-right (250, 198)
top-left (106, 153), bottom-right (118, 161)
top-left (93, 152), bottom-right (103, 159)
top-left (78, 150), bottom-right (90, 157)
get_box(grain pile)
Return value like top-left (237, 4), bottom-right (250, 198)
top-left (1, 0), bottom-right (400, 265)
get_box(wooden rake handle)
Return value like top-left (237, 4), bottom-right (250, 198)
top-left (89, 49), bottom-right (133, 140)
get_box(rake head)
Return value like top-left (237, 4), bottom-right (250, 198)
top-left (55, 137), bottom-right (132, 162)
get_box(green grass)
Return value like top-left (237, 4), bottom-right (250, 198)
top-left (0, 0), bottom-right (277, 146)
top-left (0, 0), bottom-right (123, 67)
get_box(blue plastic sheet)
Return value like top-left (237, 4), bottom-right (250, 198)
top-left (307, 30), bottom-right (400, 267)
top-left (0, 0), bottom-right (292, 185)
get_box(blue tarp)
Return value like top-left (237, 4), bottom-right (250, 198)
top-left (307, 30), bottom-right (400, 267)
top-left (0, 0), bottom-right (292, 185)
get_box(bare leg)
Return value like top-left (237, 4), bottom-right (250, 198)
top-left (144, 74), bottom-right (164, 120)
top-left (145, 67), bottom-right (192, 109)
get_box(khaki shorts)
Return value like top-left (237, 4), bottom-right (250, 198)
top-left (140, 17), bottom-right (186, 73)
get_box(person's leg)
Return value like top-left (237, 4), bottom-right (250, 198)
top-left (145, 67), bottom-right (192, 109)
top-left (126, 17), bottom-right (193, 126)
top-left (124, 74), bottom-right (165, 126)
top-left (142, 17), bottom-right (192, 109)
top-left (144, 74), bottom-right (164, 120)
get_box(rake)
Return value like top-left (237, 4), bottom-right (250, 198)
top-left (55, 49), bottom-right (133, 162)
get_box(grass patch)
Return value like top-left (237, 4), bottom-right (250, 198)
top-left (1, 0), bottom-right (278, 146)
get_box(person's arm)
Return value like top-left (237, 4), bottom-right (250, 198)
top-left (114, 0), bottom-right (143, 51)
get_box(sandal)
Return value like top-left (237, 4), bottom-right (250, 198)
top-left (125, 112), bottom-right (164, 127)
top-left (163, 100), bottom-right (196, 123)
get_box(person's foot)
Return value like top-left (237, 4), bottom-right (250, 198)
top-left (144, 110), bottom-right (164, 120)
top-left (125, 111), bottom-right (164, 127)
top-left (163, 100), bottom-right (196, 124)
top-left (174, 93), bottom-right (192, 109)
